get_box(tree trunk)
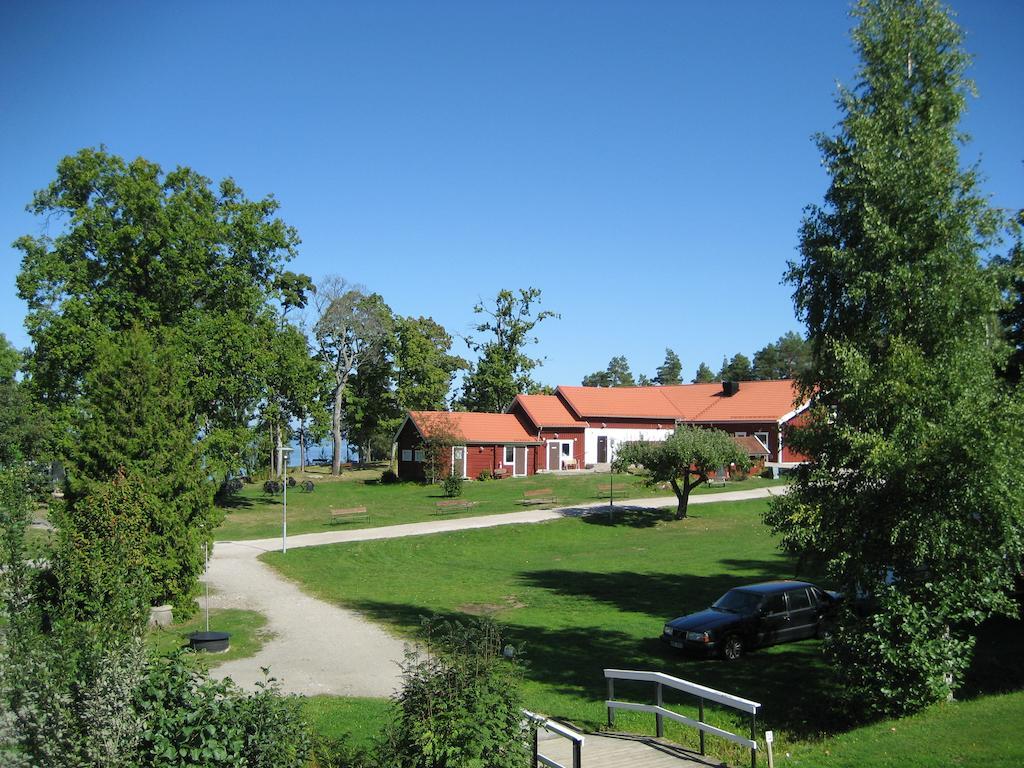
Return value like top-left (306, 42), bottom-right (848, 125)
top-left (669, 478), bottom-right (688, 520)
top-left (275, 422), bottom-right (283, 479)
top-left (269, 422), bottom-right (277, 478)
top-left (332, 381), bottom-right (344, 476)
top-left (298, 421), bottom-right (306, 472)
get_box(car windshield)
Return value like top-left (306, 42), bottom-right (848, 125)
top-left (712, 589), bottom-right (762, 615)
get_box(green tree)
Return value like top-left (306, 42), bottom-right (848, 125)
top-left (654, 348), bottom-right (683, 385)
top-left (14, 149), bottom-right (305, 468)
top-left (613, 426), bottom-right (750, 519)
top-left (765, 0), bottom-right (1019, 718)
top-left (692, 361), bottom-right (716, 383)
top-left (752, 331), bottom-right (812, 380)
top-left (582, 355), bottom-right (636, 387)
top-left (395, 316), bottom-right (467, 413)
top-left (0, 336), bottom-right (51, 468)
top-left (460, 288), bottom-right (558, 412)
top-left (344, 317), bottom-right (398, 463)
top-left (313, 278), bottom-right (392, 475)
top-left (993, 211), bottom-right (1024, 383)
top-left (718, 353), bottom-right (753, 382)
top-left (62, 326), bottom-right (217, 612)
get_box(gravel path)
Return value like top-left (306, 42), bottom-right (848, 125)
top-left (205, 486), bottom-right (784, 697)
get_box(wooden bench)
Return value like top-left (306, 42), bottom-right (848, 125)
top-left (435, 499), bottom-right (477, 514)
top-left (595, 483), bottom-right (614, 498)
top-left (492, 468), bottom-right (508, 479)
top-left (329, 506), bottom-right (368, 524)
top-left (706, 476), bottom-right (728, 487)
top-left (522, 488), bottom-right (557, 506)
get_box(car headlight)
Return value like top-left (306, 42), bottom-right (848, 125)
top-left (686, 631), bottom-right (710, 643)
top-left (663, 624), bottom-right (673, 635)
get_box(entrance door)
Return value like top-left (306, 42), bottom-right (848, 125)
top-left (547, 442), bottom-right (561, 471)
top-left (514, 446), bottom-right (527, 477)
top-left (597, 436), bottom-right (608, 463)
top-left (451, 446), bottom-right (466, 478)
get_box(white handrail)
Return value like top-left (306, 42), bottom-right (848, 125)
top-left (523, 709), bottom-right (584, 768)
top-left (604, 669), bottom-right (760, 713)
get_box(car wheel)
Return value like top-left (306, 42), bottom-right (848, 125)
top-left (723, 635), bottom-right (744, 661)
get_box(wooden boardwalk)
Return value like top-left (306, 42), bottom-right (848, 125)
top-left (537, 731), bottom-right (727, 768)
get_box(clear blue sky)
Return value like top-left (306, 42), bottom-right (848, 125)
top-left (2, 1), bottom-right (1021, 388)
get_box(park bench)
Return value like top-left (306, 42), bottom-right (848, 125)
top-left (435, 499), bottom-right (477, 514)
top-left (706, 475), bottom-right (727, 487)
top-left (329, 506), bottom-right (369, 524)
top-left (492, 468), bottom-right (508, 479)
top-left (522, 488), bottom-right (557, 506)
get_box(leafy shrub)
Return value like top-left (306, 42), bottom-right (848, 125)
top-left (263, 480), bottom-right (282, 495)
top-left (287, 476), bottom-right (297, 488)
top-left (477, 469), bottom-right (492, 481)
top-left (301, 480), bottom-right (315, 492)
top-left (380, 617), bottom-right (528, 768)
top-left (441, 475), bottom-right (463, 498)
top-left (380, 469), bottom-right (400, 485)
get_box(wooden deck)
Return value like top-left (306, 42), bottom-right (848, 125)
top-left (537, 731), bottom-right (727, 768)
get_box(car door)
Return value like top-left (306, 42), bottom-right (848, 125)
top-left (784, 587), bottom-right (818, 640)
top-left (757, 592), bottom-right (789, 647)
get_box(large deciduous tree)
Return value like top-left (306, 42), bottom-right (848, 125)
top-left (765, 0), bottom-right (1021, 718)
top-left (993, 211), bottom-right (1024, 384)
top-left (314, 278), bottom-right (391, 474)
top-left (395, 316), bottom-right (467, 412)
top-left (459, 288), bottom-right (558, 412)
top-left (0, 335), bottom-right (51, 468)
top-left (15, 149), bottom-right (303, 464)
top-left (613, 426), bottom-right (750, 520)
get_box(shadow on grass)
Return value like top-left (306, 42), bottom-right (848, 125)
top-left (518, 566), bottom-right (791, 620)
top-left (960, 614), bottom-right (1024, 699)
top-left (577, 506), bottom-right (676, 528)
top-left (215, 495), bottom-right (255, 511)
top-left (344, 596), bottom-right (839, 736)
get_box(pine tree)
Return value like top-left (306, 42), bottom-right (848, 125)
top-left (654, 348), bottom-right (683, 385)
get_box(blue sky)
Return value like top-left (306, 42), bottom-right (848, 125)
top-left (2, 1), bottom-right (1022, 388)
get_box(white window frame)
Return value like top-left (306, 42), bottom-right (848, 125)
top-left (754, 432), bottom-right (770, 453)
top-left (451, 445), bottom-right (468, 478)
top-left (546, 439), bottom-right (574, 470)
top-left (734, 431), bottom-right (747, 437)
top-left (504, 445), bottom-right (515, 465)
top-left (413, 448), bottom-right (425, 462)
top-left (401, 449), bottom-right (413, 462)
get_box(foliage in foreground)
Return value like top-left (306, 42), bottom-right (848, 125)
top-left (0, 466), bottom-right (311, 768)
top-left (767, 0), bottom-right (1024, 718)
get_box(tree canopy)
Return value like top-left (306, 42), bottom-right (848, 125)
top-left (582, 355), bottom-right (635, 387)
top-left (764, 0), bottom-right (1021, 717)
top-left (692, 362), bottom-right (716, 383)
top-left (14, 148), bottom-right (306, 466)
top-left (654, 348), bottom-right (683, 385)
top-left (459, 288), bottom-right (558, 412)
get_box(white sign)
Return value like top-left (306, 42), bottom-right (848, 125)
top-left (765, 730), bottom-right (774, 744)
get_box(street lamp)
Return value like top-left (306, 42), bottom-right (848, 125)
top-left (278, 446), bottom-right (293, 553)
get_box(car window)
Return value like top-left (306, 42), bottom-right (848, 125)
top-left (763, 593), bottom-right (786, 615)
top-left (712, 590), bottom-right (761, 615)
top-left (787, 588), bottom-right (811, 611)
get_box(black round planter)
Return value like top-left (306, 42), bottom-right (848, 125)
top-left (188, 631), bottom-right (231, 653)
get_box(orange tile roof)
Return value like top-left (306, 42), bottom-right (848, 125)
top-left (733, 434), bottom-right (770, 456)
top-left (556, 380), bottom-right (805, 423)
top-left (408, 411), bottom-right (541, 444)
top-left (510, 394), bottom-right (587, 428)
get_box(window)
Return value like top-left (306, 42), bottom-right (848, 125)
top-left (413, 449), bottom-right (425, 462)
top-left (735, 431), bottom-right (747, 437)
top-left (763, 593), bottom-right (786, 615)
top-left (401, 449), bottom-right (412, 462)
top-left (754, 432), bottom-right (770, 452)
top-left (561, 442), bottom-right (571, 455)
top-left (787, 589), bottom-right (811, 611)
top-left (504, 446), bottom-right (515, 464)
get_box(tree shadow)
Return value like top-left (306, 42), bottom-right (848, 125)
top-left (518, 566), bottom-right (790, 620)
top-left (215, 495), bottom-right (255, 511)
top-left (575, 506), bottom-right (677, 528)
top-left (345, 597), bottom-right (840, 736)
top-left (959, 614), bottom-right (1024, 699)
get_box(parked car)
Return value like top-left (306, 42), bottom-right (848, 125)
top-left (661, 580), bottom-right (841, 660)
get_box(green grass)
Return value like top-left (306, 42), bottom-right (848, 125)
top-left (214, 469), bottom-right (785, 541)
top-left (302, 696), bottom-right (394, 747)
top-left (262, 498), bottom-right (1023, 766)
top-left (146, 608), bottom-right (271, 666)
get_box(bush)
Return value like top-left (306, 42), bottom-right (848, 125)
top-left (263, 480), bottom-right (282, 495)
top-left (380, 469), bottom-right (400, 485)
top-left (477, 469), bottom-right (492, 481)
top-left (379, 617), bottom-right (528, 768)
top-left (441, 475), bottom-right (463, 498)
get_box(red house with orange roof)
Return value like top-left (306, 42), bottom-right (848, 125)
top-left (395, 380), bottom-right (810, 480)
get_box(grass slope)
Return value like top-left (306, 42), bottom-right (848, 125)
top-left (264, 498), bottom-right (1023, 767)
top-left (215, 470), bottom-right (784, 541)
top-left (146, 608), bottom-right (271, 667)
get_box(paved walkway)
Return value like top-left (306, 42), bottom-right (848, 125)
top-left (539, 731), bottom-right (726, 768)
top-left (205, 486), bottom-right (784, 696)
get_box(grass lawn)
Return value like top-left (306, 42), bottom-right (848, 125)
top-left (146, 608), bottom-right (271, 667)
top-left (214, 469), bottom-right (786, 541)
top-left (262, 498), bottom-right (1023, 767)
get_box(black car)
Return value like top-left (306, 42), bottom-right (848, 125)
top-left (661, 580), bottom-right (841, 660)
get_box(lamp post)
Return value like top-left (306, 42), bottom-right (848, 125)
top-left (278, 446), bottom-right (293, 553)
